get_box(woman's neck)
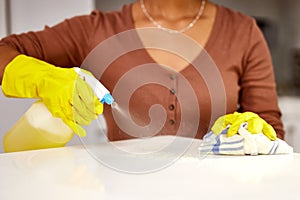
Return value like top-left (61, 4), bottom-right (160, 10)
top-left (141, 0), bottom-right (204, 21)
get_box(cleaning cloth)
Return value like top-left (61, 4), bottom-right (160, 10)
top-left (199, 123), bottom-right (293, 156)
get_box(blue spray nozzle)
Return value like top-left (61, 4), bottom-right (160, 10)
top-left (101, 93), bottom-right (114, 105)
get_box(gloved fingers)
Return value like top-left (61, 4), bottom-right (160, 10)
top-left (211, 113), bottom-right (238, 135)
top-left (239, 112), bottom-right (259, 121)
top-left (44, 81), bottom-right (99, 127)
top-left (262, 123), bottom-right (277, 141)
top-left (94, 96), bottom-right (104, 115)
top-left (74, 70), bottom-right (103, 115)
top-left (73, 96), bottom-right (104, 122)
top-left (247, 118), bottom-right (263, 134)
top-left (247, 116), bottom-right (277, 140)
top-left (211, 111), bottom-right (278, 141)
top-left (227, 116), bottom-right (246, 137)
top-left (61, 104), bottom-right (92, 136)
top-left (228, 120), bottom-right (254, 137)
top-left (70, 97), bottom-right (103, 128)
top-left (71, 78), bottom-right (99, 125)
top-left (231, 112), bottom-right (258, 127)
top-left (64, 118), bottom-right (87, 137)
top-left (227, 112), bottom-right (259, 137)
top-left (224, 112), bottom-right (240, 123)
top-left (71, 96), bottom-right (96, 126)
top-left (227, 118), bottom-right (251, 137)
top-left (43, 94), bottom-right (92, 128)
top-left (227, 123), bottom-right (240, 137)
top-left (75, 77), bottom-right (95, 106)
top-left (72, 106), bottom-right (94, 125)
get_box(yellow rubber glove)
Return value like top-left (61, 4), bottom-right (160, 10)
top-left (211, 111), bottom-right (277, 141)
top-left (2, 55), bottom-right (103, 137)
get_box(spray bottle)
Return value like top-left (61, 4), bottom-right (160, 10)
top-left (3, 68), bottom-right (114, 152)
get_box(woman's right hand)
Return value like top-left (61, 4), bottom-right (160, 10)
top-left (2, 55), bottom-right (103, 137)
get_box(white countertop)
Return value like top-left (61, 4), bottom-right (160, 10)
top-left (0, 135), bottom-right (299, 200)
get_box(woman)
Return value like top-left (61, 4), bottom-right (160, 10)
top-left (0, 0), bottom-right (284, 143)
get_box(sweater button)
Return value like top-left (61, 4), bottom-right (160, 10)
top-left (170, 88), bottom-right (176, 94)
top-left (169, 104), bottom-right (175, 110)
top-left (169, 119), bottom-right (175, 125)
top-left (169, 74), bottom-right (175, 80)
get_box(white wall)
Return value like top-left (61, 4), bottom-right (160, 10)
top-left (0, 0), bottom-right (96, 153)
top-left (283, 0), bottom-right (300, 48)
top-left (0, 0), bottom-right (7, 38)
top-left (212, 0), bottom-right (281, 20)
top-left (278, 97), bottom-right (300, 152)
top-left (96, 0), bottom-right (135, 11)
top-left (9, 0), bottom-right (94, 34)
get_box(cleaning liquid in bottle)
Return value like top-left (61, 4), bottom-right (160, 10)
top-left (3, 100), bottom-right (74, 152)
